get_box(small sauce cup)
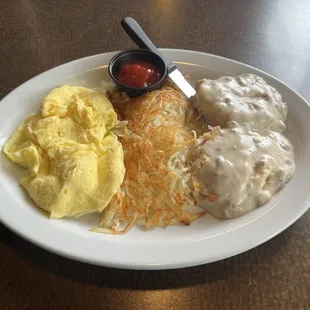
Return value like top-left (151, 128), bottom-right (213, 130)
top-left (108, 49), bottom-right (168, 97)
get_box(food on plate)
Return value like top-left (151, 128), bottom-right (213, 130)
top-left (3, 71), bottom-right (295, 234)
top-left (190, 123), bottom-right (295, 218)
top-left (93, 86), bottom-right (207, 233)
top-left (4, 85), bottom-right (125, 218)
top-left (116, 60), bottom-right (160, 88)
top-left (194, 74), bottom-right (287, 133)
top-left (190, 73), bottom-right (295, 219)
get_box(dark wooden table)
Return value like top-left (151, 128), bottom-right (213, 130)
top-left (1, 1), bottom-right (309, 309)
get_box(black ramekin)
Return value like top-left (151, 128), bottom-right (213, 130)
top-left (108, 49), bottom-right (168, 97)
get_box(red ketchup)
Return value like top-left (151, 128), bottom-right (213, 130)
top-left (116, 60), bottom-right (161, 88)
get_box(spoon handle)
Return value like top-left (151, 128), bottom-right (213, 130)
top-left (121, 17), bottom-right (175, 70)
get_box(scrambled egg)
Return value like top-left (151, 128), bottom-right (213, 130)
top-left (4, 85), bottom-right (125, 218)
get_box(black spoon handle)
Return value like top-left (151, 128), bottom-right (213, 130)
top-left (121, 17), bottom-right (175, 71)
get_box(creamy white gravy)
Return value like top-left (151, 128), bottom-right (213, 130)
top-left (190, 74), bottom-right (295, 218)
top-left (194, 74), bottom-right (287, 133)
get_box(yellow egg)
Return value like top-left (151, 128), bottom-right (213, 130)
top-left (4, 85), bottom-right (125, 218)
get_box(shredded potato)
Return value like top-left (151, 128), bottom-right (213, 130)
top-left (92, 86), bottom-right (209, 234)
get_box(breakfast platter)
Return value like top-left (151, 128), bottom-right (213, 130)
top-left (0, 47), bottom-right (310, 269)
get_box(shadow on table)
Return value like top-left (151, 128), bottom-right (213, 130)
top-left (0, 223), bottom-right (294, 290)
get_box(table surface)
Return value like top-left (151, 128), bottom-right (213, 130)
top-left (1, 1), bottom-right (310, 309)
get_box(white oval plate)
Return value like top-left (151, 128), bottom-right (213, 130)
top-left (0, 49), bottom-right (310, 270)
